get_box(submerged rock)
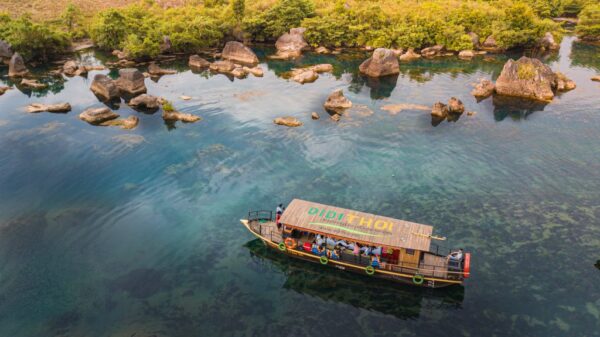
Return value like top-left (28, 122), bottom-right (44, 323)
top-left (116, 68), bottom-right (147, 96)
top-left (471, 79), bottom-right (495, 99)
top-left (8, 53), bottom-right (28, 77)
top-left (292, 69), bottom-right (318, 84)
top-left (380, 103), bottom-right (430, 115)
top-left (162, 110), bottom-right (201, 123)
top-left (101, 115), bottom-right (139, 129)
top-left (399, 48), bottom-right (421, 62)
top-left (495, 57), bottom-right (556, 102)
top-left (592, 76), bottom-right (600, 82)
top-left (324, 89), bottom-right (352, 114)
top-left (311, 112), bottom-right (320, 120)
top-left (359, 48), bottom-right (400, 77)
top-left (274, 117), bottom-right (303, 127)
top-left (274, 27), bottom-right (309, 58)
top-left (20, 79), bottom-right (47, 89)
top-left (311, 64), bottom-right (333, 73)
top-left (458, 50), bottom-right (475, 59)
top-left (221, 41), bottom-right (259, 65)
top-left (79, 107), bottom-right (119, 124)
top-left (189, 55), bottom-right (210, 69)
top-left (242, 66), bottom-right (264, 77)
top-left (129, 94), bottom-right (160, 110)
top-left (91, 74), bottom-right (120, 101)
top-left (26, 103), bottom-right (71, 113)
top-left (148, 62), bottom-right (176, 76)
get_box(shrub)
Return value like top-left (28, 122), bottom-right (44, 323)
top-left (576, 4), bottom-right (600, 41)
top-left (90, 9), bottom-right (128, 50)
top-left (0, 15), bottom-right (69, 61)
top-left (244, 0), bottom-right (315, 41)
top-left (518, 62), bottom-right (536, 79)
top-left (163, 101), bottom-right (175, 112)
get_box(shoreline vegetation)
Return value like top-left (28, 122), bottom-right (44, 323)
top-left (0, 0), bottom-right (599, 64)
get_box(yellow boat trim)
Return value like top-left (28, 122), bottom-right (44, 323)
top-left (240, 220), bottom-right (463, 285)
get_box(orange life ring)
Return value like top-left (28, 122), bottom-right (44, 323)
top-left (284, 237), bottom-right (297, 249)
top-left (463, 253), bottom-right (471, 278)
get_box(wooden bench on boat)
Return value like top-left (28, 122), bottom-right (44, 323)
top-left (241, 199), bottom-right (470, 288)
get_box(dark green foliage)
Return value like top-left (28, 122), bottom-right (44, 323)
top-left (232, 0), bottom-right (245, 23)
top-left (0, 15), bottom-right (69, 61)
top-left (577, 4), bottom-right (600, 41)
top-left (243, 0), bottom-right (315, 41)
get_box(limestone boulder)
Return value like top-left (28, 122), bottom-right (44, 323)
top-left (458, 50), bottom-right (475, 59)
top-left (148, 62), bottom-right (176, 76)
top-left (129, 94), bottom-right (160, 110)
top-left (399, 49), bottom-right (421, 62)
top-left (539, 32), bottom-right (559, 50)
top-left (91, 74), bottom-right (120, 101)
top-left (242, 66), bottom-right (264, 77)
top-left (293, 69), bottom-right (318, 84)
top-left (447, 97), bottom-right (465, 114)
top-left (0, 40), bottom-right (13, 60)
top-left (311, 112), bottom-right (320, 120)
top-left (310, 64), bottom-right (333, 73)
top-left (210, 60), bottom-right (235, 74)
top-left (79, 107), bottom-right (119, 124)
top-left (20, 79), bottom-right (47, 90)
top-left (189, 55), bottom-right (210, 69)
top-left (481, 36), bottom-right (502, 52)
top-left (275, 27), bottom-right (309, 58)
top-left (116, 68), bottom-right (147, 96)
top-left (274, 117), bottom-right (303, 127)
top-left (324, 89), bottom-right (352, 114)
top-left (495, 56), bottom-right (556, 102)
top-left (162, 110), bottom-right (201, 123)
top-left (315, 46), bottom-right (330, 54)
top-left (421, 45), bottom-right (444, 58)
top-left (101, 115), bottom-right (139, 129)
top-left (221, 41), bottom-right (259, 65)
top-left (8, 53), bottom-right (28, 77)
top-left (359, 48), bottom-right (400, 77)
top-left (431, 102), bottom-right (448, 118)
top-left (26, 103), bottom-right (71, 113)
top-left (554, 72), bottom-right (576, 92)
top-left (471, 79), bottom-right (495, 99)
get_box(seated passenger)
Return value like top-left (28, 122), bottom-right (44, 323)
top-left (311, 243), bottom-right (320, 255)
top-left (371, 255), bottom-right (381, 268)
top-left (447, 248), bottom-right (464, 262)
top-left (326, 237), bottom-right (336, 247)
top-left (330, 248), bottom-right (340, 260)
top-left (353, 242), bottom-right (360, 256)
top-left (372, 246), bottom-right (382, 256)
top-left (316, 234), bottom-right (324, 247)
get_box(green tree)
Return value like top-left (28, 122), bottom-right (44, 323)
top-left (232, 0), bottom-right (245, 23)
top-left (90, 9), bottom-right (128, 50)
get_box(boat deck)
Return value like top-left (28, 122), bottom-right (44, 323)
top-left (249, 220), bottom-right (282, 243)
top-left (421, 253), bottom-right (448, 278)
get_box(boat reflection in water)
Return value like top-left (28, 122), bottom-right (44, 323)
top-left (244, 239), bottom-right (464, 320)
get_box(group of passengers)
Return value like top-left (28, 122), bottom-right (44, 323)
top-left (310, 234), bottom-right (383, 268)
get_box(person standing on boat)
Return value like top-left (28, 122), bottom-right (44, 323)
top-left (276, 203), bottom-right (284, 229)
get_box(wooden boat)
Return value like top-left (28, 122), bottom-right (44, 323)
top-left (240, 199), bottom-right (471, 288)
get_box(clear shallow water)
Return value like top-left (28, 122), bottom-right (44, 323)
top-left (0, 36), bottom-right (599, 337)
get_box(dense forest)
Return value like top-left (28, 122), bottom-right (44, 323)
top-left (0, 0), bottom-right (599, 61)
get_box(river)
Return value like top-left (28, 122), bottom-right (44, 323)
top-left (0, 36), bottom-right (599, 337)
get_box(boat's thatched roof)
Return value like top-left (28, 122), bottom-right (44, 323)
top-left (279, 199), bottom-right (433, 251)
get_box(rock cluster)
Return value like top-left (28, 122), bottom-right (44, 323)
top-left (359, 48), bottom-right (400, 77)
top-left (189, 55), bottom-right (211, 69)
top-left (431, 97), bottom-right (465, 119)
top-left (20, 79), bottom-right (47, 90)
top-left (63, 60), bottom-right (88, 77)
top-left (288, 64), bottom-right (333, 84)
top-left (471, 79), bottom-right (495, 100)
top-left (399, 49), bottom-right (421, 62)
top-left (129, 94), bottom-right (160, 110)
top-left (273, 28), bottom-right (309, 59)
top-left (421, 45), bottom-right (444, 58)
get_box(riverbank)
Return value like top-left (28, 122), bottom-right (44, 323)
top-left (2, 0), bottom-right (598, 65)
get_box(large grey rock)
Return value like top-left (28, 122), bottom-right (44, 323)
top-left (91, 74), bottom-right (120, 101)
top-left (0, 40), bottom-right (13, 59)
top-left (324, 89), bottom-right (352, 114)
top-left (189, 55), bottom-right (210, 69)
top-left (116, 68), bottom-right (147, 96)
top-left (275, 27), bottom-right (309, 58)
top-left (129, 94), bottom-right (160, 109)
top-left (8, 53), bottom-right (28, 77)
top-left (221, 41), bottom-right (259, 65)
top-left (359, 48), bottom-right (400, 77)
top-left (495, 56), bottom-right (556, 102)
top-left (79, 107), bottom-right (119, 124)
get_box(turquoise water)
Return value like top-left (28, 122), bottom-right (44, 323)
top-left (0, 36), bottom-right (599, 336)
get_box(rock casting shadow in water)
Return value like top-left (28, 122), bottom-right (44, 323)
top-left (353, 74), bottom-right (399, 99)
top-left (492, 95), bottom-right (549, 121)
top-left (245, 239), bottom-right (464, 320)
